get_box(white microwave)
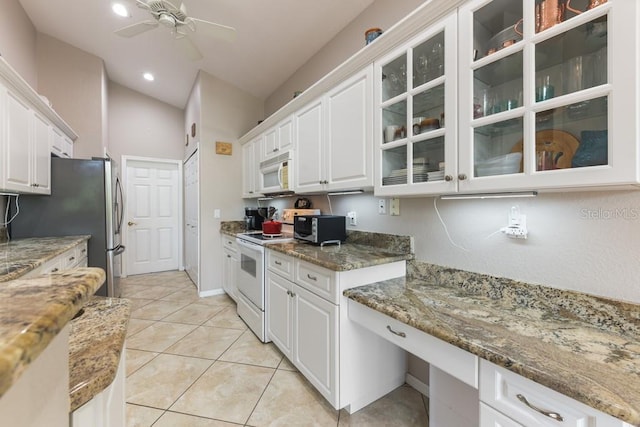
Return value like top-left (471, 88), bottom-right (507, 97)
top-left (259, 151), bottom-right (294, 195)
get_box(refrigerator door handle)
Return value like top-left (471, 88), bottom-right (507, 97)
top-left (110, 244), bottom-right (126, 256)
top-left (115, 177), bottom-right (124, 235)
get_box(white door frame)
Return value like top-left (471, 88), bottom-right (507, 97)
top-left (121, 155), bottom-right (184, 278)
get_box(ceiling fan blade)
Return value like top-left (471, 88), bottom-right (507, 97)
top-left (189, 18), bottom-right (236, 42)
top-left (175, 34), bottom-right (203, 61)
top-left (135, 0), bottom-right (151, 10)
top-left (114, 20), bottom-right (159, 37)
top-left (179, 2), bottom-right (188, 15)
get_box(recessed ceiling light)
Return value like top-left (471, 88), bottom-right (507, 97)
top-left (112, 3), bottom-right (129, 17)
top-left (143, 72), bottom-right (155, 81)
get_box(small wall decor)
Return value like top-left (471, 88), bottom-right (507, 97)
top-left (216, 141), bottom-right (233, 155)
top-left (185, 133), bottom-right (189, 146)
top-left (191, 123), bottom-right (196, 138)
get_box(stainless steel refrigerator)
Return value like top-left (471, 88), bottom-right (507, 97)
top-left (10, 157), bottom-right (125, 297)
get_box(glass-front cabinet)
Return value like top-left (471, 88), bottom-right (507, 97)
top-left (374, 13), bottom-right (458, 196)
top-left (458, 0), bottom-right (638, 192)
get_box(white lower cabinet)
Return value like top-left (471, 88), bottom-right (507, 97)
top-left (481, 402), bottom-right (523, 427)
top-left (479, 360), bottom-right (629, 427)
top-left (221, 237), bottom-right (238, 303)
top-left (22, 241), bottom-right (88, 278)
top-left (266, 249), bottom-right (407, 412)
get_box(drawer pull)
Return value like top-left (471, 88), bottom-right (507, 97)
top-left (306, 273), bottom-right (317, 281)
top-left (51, 268), bottom-right (59, 273)
top-left (516, 394), bottom-right (564, 422)
top-left (81, 249), bottom-right (86, 253)
top-left (286, 290), bottom-right (296, 298)
top-left (275, 261), bottom-right (282, 266)
top-left (386, 325), bottom-right (406, 338)
top-left (69, 256), bottom-right (75, 261)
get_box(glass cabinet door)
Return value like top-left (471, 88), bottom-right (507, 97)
top-left (375, 13), bottom-right (457, 195)
top-left (458, 0), bottom-right (635, 192)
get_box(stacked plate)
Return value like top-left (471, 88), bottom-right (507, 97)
top-left (413, 165), bottom-right (429, 183)
top-left (427, 170), bottom-right (445, 181)
top-left (383, 168), bottom-right (407, 185)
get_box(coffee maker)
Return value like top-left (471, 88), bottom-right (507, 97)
top-left (244, 207), bottom-right (267, 231)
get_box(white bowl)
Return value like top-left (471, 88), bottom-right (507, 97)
top-left (476, 152), bottom-right (522, 177)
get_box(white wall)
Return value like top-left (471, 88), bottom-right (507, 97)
top-left (108, 82), bottom-right (184, 162)
top-left (0, 0), bottom-right (37, 88)
top-left (267, 190), bottom-right (640, 304)
top-left (192, 71), bottom-right (263, 293)
top-left (264, 0), bottom-right (425, 116)
top-left (36, 33), bottom-right (106, 159)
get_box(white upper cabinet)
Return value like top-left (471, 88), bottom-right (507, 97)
top-left (374, 14), bottom-right (458, 196)
top-left (295, 66), bottom-right (374, 194)
top-left (261, 115), bottom-right (294, 161)
top-left (0, 57), bottom-right (77, 195)
top-left (294, 98), bottom-right (324, 192)
top-left (458, 0), bottom-right (637, 193)
top-left (242, 136), bottom-right (260, 198)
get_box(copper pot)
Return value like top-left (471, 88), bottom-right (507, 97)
top-left (537, 0), bottom-right (606, 33)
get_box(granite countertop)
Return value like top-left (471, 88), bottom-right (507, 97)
top-left (0, 235), bottom-right (91, 282)
top-left (0, 268), bottom-right (106, 399)
top-left (267, 240), bottom-right (412, 271)
top-left (343, 262), bottom-right (640, 425)
top-left (221, 221), bottom-right (414, 271)
top-left (69, 296), bottom-right (130, 411)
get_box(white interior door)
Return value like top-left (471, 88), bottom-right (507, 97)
top-left (125, 159), bottom-right (181, 275)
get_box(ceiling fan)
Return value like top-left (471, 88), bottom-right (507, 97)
top-left (114, 0), bottom-right (236, 61)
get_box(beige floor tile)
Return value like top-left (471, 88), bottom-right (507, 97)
top-left (203, 306), bottom-right (247, 330)
top-left (130, 285), bottom-right (180, 300)
top-left (165, 325), bottom-right (243, 359)
top-left (125, 403), bottom-right (164, 427)
top-left (126, 297), bottom-right (156, 311)
top-left (160, 288), bottom-right (200, 304)
top-left (337, 385), bottom-right (428, 426)
top-left (131, 300), bottom-right (189, 321)
top-left (121, 284), bottom-right (153, 298)
top-left (170, 361), bottom-right (274, 424)
top-left (153, 411), bottom-right (239, 427)
top-left (126, 319), bottom-right (156, 337)
top-left (277, 356), bottom-right (297, 372)
top-left (126, 349), bottom-right (159, 376)
top-left (219, 330), bottom-right (283, 368)
top-left (127, 321), bottom-right (198, 352)
top-left (247, 369), bottom-right (338, 427)
top-left (196, 293), bottom-right (235, 307)
top-left (162, 303), bottom-right (225, 325)
top-left (127, 354), bottom-right (212, 409)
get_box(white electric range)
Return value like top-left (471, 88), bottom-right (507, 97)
top-left (235, 208), bottom-right (320, 342)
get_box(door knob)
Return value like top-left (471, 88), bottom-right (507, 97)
top-left (128, 221), bottom-right (137, 226)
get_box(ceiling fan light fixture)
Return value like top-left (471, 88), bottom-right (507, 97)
top-left (111, 3), bottom-right (129, 17)
top-left (143, 72), bottom-right (155, 81)
top-left (158, 13), bottom-right (176, 28)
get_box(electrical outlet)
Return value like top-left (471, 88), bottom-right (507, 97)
top-left (390, 198), bottom-right (400, 216)
top-left (378, 199), bottom-right (387, 215)
top-left (214, 209), bottom-right (221, 219)
top-left (346, 211), bottom-right (357, 226)
top-left (502, 206), bottom-right (528, 239)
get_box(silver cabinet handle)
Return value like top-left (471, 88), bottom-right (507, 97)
top-left (445, 175), bottom-right (453, 182)
top-left (275, 261), bottom-right (282, 266)
top-left (386, 325), bottom-right (406, 338)
top-left (286, 290), bottom-right (296, 297)
top-left (81, 248), bottom-right (87, 254)
top-left (516, 394), bottom-right (564, 422)
top-left (69, 256), bottom-right (75, 261)
top-left (227, 254), bottom-right (231, 258)
top-left (458, 173), bottom-right (468, 181)
top-left (307, 273), bottom-right (317, 281)
top-left (51, 268), bottom-right (59, 273)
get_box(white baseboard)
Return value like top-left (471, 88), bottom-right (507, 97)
top-left (199, 288), bottom-right (226, 298)
top-left (406, 373), bottom-right (430, 398)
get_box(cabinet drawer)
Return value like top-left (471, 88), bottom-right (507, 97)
top-left (295, 260), bottom-right (337, 303)
top-left (222, 236), bottom-right (236, 251)
top-left (480, 360), bottom-right (625, 427)
top-left (348, 299), bottom-right (478, 388)
top-left (481, 403), bottom-right (523, 427)
top-left (267, 250), bottom-right (294, 281)
top-left (75, 243), bottom-right (88, 267)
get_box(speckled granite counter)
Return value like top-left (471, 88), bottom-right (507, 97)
top-left (0, 268), bottom-right (106, 399)
top-left (69, 296), bottom-right (130, 411)
top-left (0, 235), bottom-right (91, 282)
top-left (267, 240), bottom-right (413, 271)
top-left (343, 261), bottom-right (640, 425)
top-left (220, 221), bottom-right (246, 237)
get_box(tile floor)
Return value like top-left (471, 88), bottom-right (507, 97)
top-left (123, 270), bottom-right (429, 426)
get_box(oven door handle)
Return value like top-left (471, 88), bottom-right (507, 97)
top-left (235, 237), bottom-right (265, 253)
